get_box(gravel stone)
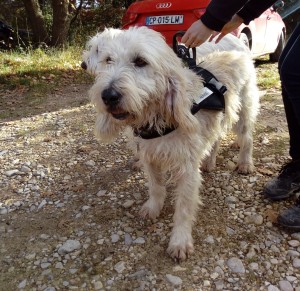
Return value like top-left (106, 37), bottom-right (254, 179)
top-left (133, 237), bottom-right (145, 244)
top-left (268, 285), bottom-right (280, 291)
top-left (292, 258), bottom-right (300, 268)
top-left (227, 257), bottom-right (245, 273)
top-left (166, 274), bottom-right (182, 286)
top-left (279, 280), bottom-right (293, 291)
top-left (58, 240), bottom-right (81, 255)
top-left (114, 261), bottom-right (126, 273)
top-left (288, 240), bottom-right (300, 247)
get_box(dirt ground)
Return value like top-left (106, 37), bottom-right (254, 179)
top-left (0, 60), bottom-right (299, 291)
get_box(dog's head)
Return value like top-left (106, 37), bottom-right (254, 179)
top-left (87, 26), bottom-right (199, 142)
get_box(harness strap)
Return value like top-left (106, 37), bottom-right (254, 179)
top-left (134, 33), bottom-right (227, 139)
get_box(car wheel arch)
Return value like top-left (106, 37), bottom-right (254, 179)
top-left (239, 28), bottom-right (252, 50)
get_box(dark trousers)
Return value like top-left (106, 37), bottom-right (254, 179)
top-left (278, 23), bottom-right (300, 161)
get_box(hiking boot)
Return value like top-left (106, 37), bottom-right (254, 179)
top-left (263, 160), bottom-right (300, 201)
top-left (278, 199), bottom-right (300, 230)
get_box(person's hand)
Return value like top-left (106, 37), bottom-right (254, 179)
top-left (210, 14), bottom-right (244, 43)
top-left (181, 20), bottom-right (214, 48)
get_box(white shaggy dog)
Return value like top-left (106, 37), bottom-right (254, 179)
top-left (87, 26), bottom-right (259, 261)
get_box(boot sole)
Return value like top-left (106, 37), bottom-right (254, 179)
top-left (278, 221), bottom-right (300, 230)
top-left (264, 188), bottom-right (300, 201)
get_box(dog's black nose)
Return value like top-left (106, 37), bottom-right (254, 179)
top-left (102, 87), bottom-right (122, 106)
top-left (81, 61), bottom-right (87, 70)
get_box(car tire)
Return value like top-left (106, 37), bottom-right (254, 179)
top-left (239, 33), bottom-right (250, 49)
top-left (270, 31), bottom-right (285, 62)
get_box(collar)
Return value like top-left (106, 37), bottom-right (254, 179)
top-left (134, 124), bottom-right (176, 139)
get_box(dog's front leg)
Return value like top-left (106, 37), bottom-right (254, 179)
top-left (167, 166), bottom-right (202, 261)
top-left (139, 162), bottom-right (166, 220)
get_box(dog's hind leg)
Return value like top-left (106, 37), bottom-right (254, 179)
top-left (201, 141), bottom-right (220, 172)
top-left (234, 83), bottom-right (259, 174)
top-left (139, 162), bottom-right (166, 220)
top-left (234, 122), bottom-right (254, 174)
top-left (167, 165), bottom-right (202, 261)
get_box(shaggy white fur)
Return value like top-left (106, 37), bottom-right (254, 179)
top-left (82, 29), bottom-right (249, 76)
top-left (86, 26), bottom-right (259, 261)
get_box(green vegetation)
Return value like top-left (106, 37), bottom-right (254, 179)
top-left (0, 46), bottom-right (91, 92)
top-left (255, 58), bottom-right (281, 90)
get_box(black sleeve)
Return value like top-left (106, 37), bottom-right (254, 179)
top-left (201, 0), bottom-right (250, 31)
top-left (237, 0), bottom-right (278, 24)
top-left (200, 0), bottom-right (278, 31)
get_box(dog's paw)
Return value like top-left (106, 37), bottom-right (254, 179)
top-left (237, 163), bottom-right (255, 174)
top-left (139, 199), bottom-right (162, 220)
top-left (167, 234), bottom-right (194, 262)
top-left (127, 157), bottom-right (142, 171)
top-left (230, 141), bottom-right (240, 149)
top-left (201, 161), bottom-right (215, 172)
top-left (132, 159), bottom-right (143, 171)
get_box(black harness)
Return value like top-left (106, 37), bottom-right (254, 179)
top-left (134, 31), bottom-right (227, 140)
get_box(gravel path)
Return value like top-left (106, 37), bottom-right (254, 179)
top-left (1, 72), bottom-right (300, 290)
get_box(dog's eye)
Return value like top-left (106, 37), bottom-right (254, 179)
top-left (134, 57), bottom-right (147, 68)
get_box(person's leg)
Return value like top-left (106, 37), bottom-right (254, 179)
top-left (264, 24), bottom-right (300, 229)
top-left (263, 24), bottom-right (300, 201)
top-left (280, 23), bottom-right (300, 161)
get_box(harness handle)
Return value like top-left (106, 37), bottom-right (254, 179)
top-left (173, 31), bottom-right (196, 67)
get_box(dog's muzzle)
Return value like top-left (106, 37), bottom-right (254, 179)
top-left (101, 87), bottom-right (129, 120)
top-left (81, 61), bottom-right (87, 70)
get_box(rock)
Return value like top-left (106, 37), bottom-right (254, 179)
top-left (226, 227), bottom-right (236, 235)
top-left (128, 269), bottom-right (147, 279)
top-left (166, 274), bottom-right (182, 286)
top-left (133, 237), bottom-right (145, 244)
top-left (38, 199), bottom-right (47, 210)
top-left (18, 279), bottom-right (27, 289)
top-left (268, 285), bottom-right (280, 291)
top-left (58, 240), bottom-right (81, 255)
top-left (227, 257), bottom-right (245, 273)
top-left (291, 233), bottom-right (300, 240)
top-left (97, 190), bottom-right (107, 197)
top-left (215, 280), bottom-right (224, 290)
top-left (41, 262), bottom-right (51, 269)
top-left (287, 250), bottom-right (299, 258)
top-left (55, 262), bottom-right (64, 269)
top-left (245, 214), bottom-right (264, 225)
top-left (225, 196), bottom-right (238, 204)
top-left (204, 235), bottom-right (215, 244)
top-left (0, 207), bottom-right (9, 215)
top-left (111, 234), bottom-right (120, 243)
top-left (114, 261), bottom-right (125, 273)
top-left (279, 280), bottom-right (293, 291)
top-left (85, 160), bottom-right (95, 166)
top-left (292, 258), bottom-right (300, 268)
top-left (124, 233), bottom-right (133, 245)
top-left (288, 240), bottom-right (300, 247)
top-left (123, 200), bottom-right (134, 208)
top-left (286, 276), bottom-right (297, 282)
top-left (5, 169), bottom-right (20, 177)
top-left (93, 281), bottom-right (103, 290)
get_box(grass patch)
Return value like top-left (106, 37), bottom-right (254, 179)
top-left (0, 47), bottom-right (91, 92)
top-left (255, 58), bottom-right (281, 90)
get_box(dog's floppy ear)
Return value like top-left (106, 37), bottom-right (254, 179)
top-left (165, 75), bottom-right (198, 133)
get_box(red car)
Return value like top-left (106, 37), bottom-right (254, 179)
top-left (122, 0), bottom-right (286, 61)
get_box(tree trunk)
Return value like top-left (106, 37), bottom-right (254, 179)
top-left (51, 0), bottom-right (72, 47)
top-left (23, 0), bottom-right (50, 44)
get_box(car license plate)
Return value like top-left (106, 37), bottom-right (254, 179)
top-left (146, 15), bottom-right (184, 25)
